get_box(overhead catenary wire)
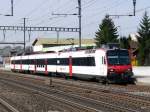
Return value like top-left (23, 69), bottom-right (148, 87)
top-left (30, 0), bottom-right (77, 26)
top-left (1, 0), bottom-right (149, 44)
top-left (32, 2), bottom-right (78, 27)
top-left (33, 0), bottom-right (127, 34)
top-left (84, 0), bottom-right (126, 19)
top-left (0, 0), bottom-right (70, 43)
top-left (82, 0), bottom-right (126, 27)
top-left (82, 0), bottom-right (97, 10)
top-left (83, 5), bottom-right (150, 30)
top-left (24, 0), bottom-right (50, 18)
top-left (48, 0), bottom-right (124, 28)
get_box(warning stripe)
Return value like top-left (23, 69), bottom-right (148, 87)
top-left (45, 59), bottom-right (48, 75)
top-left (69, 56), bottom-right (72, 78)
top-left (34, 60), bottom-right (36, 73)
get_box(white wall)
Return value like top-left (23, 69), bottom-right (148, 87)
top-left (133, 66), bottom-right (150, 84)
top-left (133, 66), bottom-right (150, 77)
top-left (33, 45), bottom-right (43, 52)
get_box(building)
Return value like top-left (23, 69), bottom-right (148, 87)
top-left (129, 33), bottom-right (139, 66)
top-left (32, 38), bottom-right (95, 52)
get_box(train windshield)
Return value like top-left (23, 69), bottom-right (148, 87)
top-left (107, 50), bottom-right (130, 65)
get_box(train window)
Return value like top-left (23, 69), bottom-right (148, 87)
top-left (32, 59), bottom-right (35, 64)
top-left (104, 57), bottom-right (106, 64)
top-left (107, 50), bottom-right (129, 56)
top-left (57, 60), bottom-right (60, 64)
top-left (72, 57), bottom-right (95, 66)
top-left (11, 60), bottom-right (14, 64)
top-left (59, 58), bottom-right (69, 65)
top-left (86, 57), bottom-right (95, 66)
top-left (22, 60), bottom-right (24, 64)
top-left (48, 58), bottom-right (57, 65)
top-left (22, 60), bottom-right (27, 64)
top-left (15, 60), bottom-right (20, 64)
top-left (107, 50), bottom-right (130, 65)
top-left (28, 60), bottom-right (31, 64)
top-left (36, 59), bottom-right (45, 65)
top-left (102, 56), bottom-right (106, 65)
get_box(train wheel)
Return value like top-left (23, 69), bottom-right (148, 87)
top-left (102, 78), bottom-right (108, 85)
top-left (65, 76), bottom-right (70, 80)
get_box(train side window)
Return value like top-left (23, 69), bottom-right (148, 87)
top-left (72, 57), bottom-right (95, 66)
top-left (102, 56), bottom-right (106, 65)
top-left (57, 60), bottom-right (59, 64)
top-left (47, 58), bottom-right (57, 65)
top-left (104, 57), bottom-right (106, 65)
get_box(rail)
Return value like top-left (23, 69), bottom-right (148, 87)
top-left (0, 98), bottom-right (19, 112)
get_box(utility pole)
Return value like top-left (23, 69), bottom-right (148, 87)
top-left (5, 0), bottom-right (14, 16)
top-left (56, 31), bottom-right (59, 44)
top-left (109, 0), bottom-right (136, 17)
top-left (52, 0), bottom-right (82, 47)
top-left (11, 0), bottom-right (13, 16)
top-left (23, 18), bottom-right (26, 52)
top-left (78, 0), bottom-right (81, 48)
top-left (133, 0), bottom-right (136, 16)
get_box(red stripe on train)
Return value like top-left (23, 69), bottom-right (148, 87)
top-left (69, 56), bottom-right (72, 78)
top-left (34, 60), bottom-right (36, 74)
top-left (45, 59), bottom-right (48, 75)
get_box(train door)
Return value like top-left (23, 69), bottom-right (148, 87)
top-left (100, 55), bottom-right (107, 75)
top-left (56, 53), bottom-right (60, 76)
top-left (103, 56), bottom-right (107, 76)
top-left (101, 56), bottom-right (105, 75)
top-left (13, 57), bottom-right (15, 71)
top-left (20, 56), bottom-right (22, 72)
top-left (34, 59), bottom-right (37, 74)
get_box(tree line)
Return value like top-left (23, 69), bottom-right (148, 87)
top-left (94, 12), bottom-right (150, 66)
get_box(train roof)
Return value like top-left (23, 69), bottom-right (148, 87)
top-left (12, 43), bottom-right (128, 57)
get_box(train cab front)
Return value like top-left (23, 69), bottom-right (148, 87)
top-left (106, 49), bottom-right (135, 84)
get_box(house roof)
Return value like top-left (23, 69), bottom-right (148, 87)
top-left (32, 38), bottom-right (95, 46)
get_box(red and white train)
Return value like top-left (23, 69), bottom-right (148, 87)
top-left (10, 47), bottom-right (135, 84)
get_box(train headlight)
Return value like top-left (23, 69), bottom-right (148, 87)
top-left (108, 68), bottom-right (115, 73)
top-left (127, 68), bottom-right (132, 72)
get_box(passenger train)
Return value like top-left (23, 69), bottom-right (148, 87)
top-left (10, 46), bottom-right (135, 84)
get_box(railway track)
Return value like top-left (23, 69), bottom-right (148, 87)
top-left (1, 71), bottom-right (150, 111)
top-left (0, 77), bottom-right (99, 112)
top-left (0, 75), bottom-right (138, 112)
top-left (0, 97), bottom-right (19, 112)
top-left (52, 82), bottom-right (150, 111)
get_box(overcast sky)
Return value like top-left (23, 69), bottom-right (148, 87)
top-left (0, 0), bottom-right (149, 46)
